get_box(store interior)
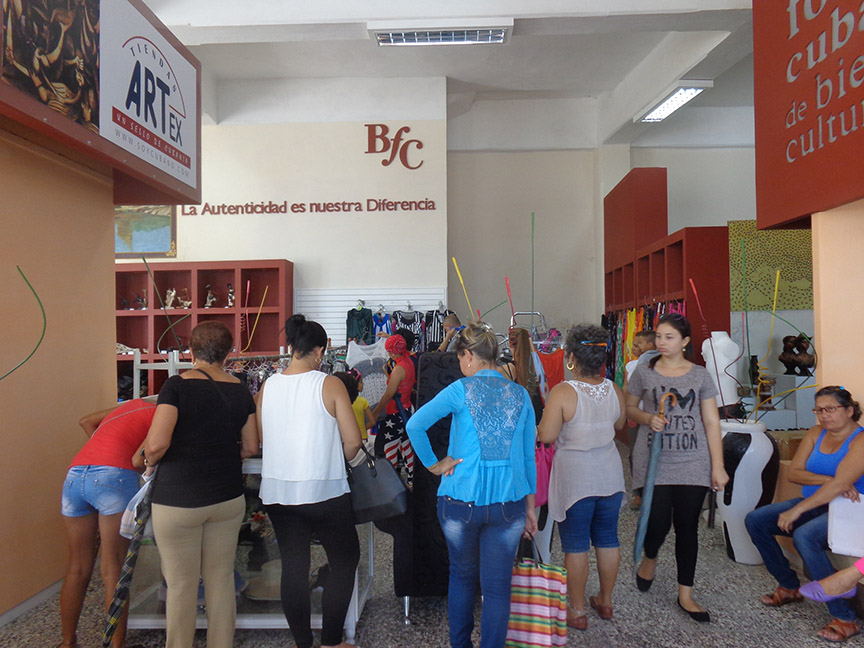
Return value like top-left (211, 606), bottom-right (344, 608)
top-left (2, 1), bottom-right (864, 646)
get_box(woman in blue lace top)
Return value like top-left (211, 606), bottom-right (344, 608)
top-left (406, 323), bottom-right (538, 648)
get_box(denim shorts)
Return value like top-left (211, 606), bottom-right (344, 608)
top-left (61, 465), bottom-right (140, 517)
top-left (557, 492), bottom-right (624, 553)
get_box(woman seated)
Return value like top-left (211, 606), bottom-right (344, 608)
top-left (745, 385), bottom-right (864, 643)
top-left (537, 324), bottom-right (627, 630)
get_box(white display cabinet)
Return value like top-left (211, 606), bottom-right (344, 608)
top-left (127, 459), bottom-right (374, 643)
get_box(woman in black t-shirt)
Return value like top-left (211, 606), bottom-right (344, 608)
top-left (142, 321), bottom-right (258, 648)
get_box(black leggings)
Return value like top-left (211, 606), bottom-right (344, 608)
top-left (643, 485), bottom-right (708, 587)
top-left (265, 494), bottom-right (360, 647)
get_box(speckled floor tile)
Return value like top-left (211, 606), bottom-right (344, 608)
top-left (2, 443), bottom-right (857, 647)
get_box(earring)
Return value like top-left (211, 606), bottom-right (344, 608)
top-left (566, 360), bottom-right (575, 371)
top-left (467, 363), bottom-right (472, 368)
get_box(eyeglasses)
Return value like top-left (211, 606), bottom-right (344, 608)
top-left (813, 405), bottom-right (844, 415)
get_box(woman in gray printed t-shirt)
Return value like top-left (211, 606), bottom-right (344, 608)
top-left (625, 313), bottom-right (729, 624)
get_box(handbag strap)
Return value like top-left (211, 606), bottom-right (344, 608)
top-left (345, 443), bottom-right (376, 477)
top-left (195, 368), bottom-right (232, 408)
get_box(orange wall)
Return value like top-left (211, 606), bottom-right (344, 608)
top-left (0, 132), bottom-right (116, 614)
top-left (812, 198), bottom-right (864, 397)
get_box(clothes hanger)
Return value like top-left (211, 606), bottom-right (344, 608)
top-left (356, 299), bottom-right (365, 310)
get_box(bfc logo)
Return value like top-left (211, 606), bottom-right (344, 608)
top-left (365, 124), bottom-right (424, 170)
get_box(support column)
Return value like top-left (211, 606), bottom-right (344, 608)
top-left (812, 198), bottom-right (864, 395)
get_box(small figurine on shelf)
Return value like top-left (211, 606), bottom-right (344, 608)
top-left (134, 292), bottom-right (146, 310)
top-left (119, 296), bottom-right (130, 310)
top-left (778, 336), bottom-right (799, 375)
top-left (205, 284), bottom-right (217, 308)
top-left (227, 283), bottom-right (235, 308)
top-left (178, 288), bottom-right (192, 309)
top-left (165, 288), bottom-right (177, 309)
top-left (777, 333), bottom-right (816, 377)
top-left (795, 335), bottom-right (816, 376)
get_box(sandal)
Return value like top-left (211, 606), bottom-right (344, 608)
top-left (818, 618), bottom-right (860, 643)
top-left (589, 595), bottom-right (613, 620)
top-left (760, 586), bottom-right (804, 607)
top-left (567, 607), bottom-right (588, 631)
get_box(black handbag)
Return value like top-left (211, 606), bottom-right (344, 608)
top-left (345, 445), bottom-right (409, 524)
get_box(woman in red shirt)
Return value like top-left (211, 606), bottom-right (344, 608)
top-left (59, 398), bottom-right (156, 648)
top-left (372, 334), bottom-right (416, 484)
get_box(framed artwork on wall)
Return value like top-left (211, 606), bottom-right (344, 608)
top-left (115, 205), bottom-right (177, 258)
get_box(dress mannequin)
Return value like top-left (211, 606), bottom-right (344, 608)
top-left (701, 331), bottom-right (740, 409)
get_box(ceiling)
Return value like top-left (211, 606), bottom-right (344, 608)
top-left (141, 0), bottom-right (755, 147)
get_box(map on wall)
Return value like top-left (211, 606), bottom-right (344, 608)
top-left (728, 220), bottom-right (812, 311)
top-left (115, 205), bottom-right (176, 258)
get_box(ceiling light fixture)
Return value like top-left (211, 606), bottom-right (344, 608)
top-left (368, 18), bottom-right (513, 47)
top-left (635, 80), bottom-right (713, 123)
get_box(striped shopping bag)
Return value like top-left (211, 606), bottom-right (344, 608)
top-left (505, 538), bottom-right (568, 647)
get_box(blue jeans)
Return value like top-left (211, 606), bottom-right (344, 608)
top-left (745, 498), bottom-right (855, 621)
top-left (438, 496), bottom-right (526, 648)
top-left (61, 465), bottom-right (139, 517)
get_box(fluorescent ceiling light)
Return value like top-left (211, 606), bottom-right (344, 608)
top-left (368, 18), bottom-right (512, 47)
top-left (636, 80), bottom-right (713, 123)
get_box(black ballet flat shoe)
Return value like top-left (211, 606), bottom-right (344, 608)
top-left (677, 598), bottom-right (710, 623)
top-left (636, 574), bottom-right (654, 592)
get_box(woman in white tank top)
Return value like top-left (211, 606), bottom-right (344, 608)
top-left (538, 324), bottom-right (627, 631)
top-left (256, 315), bottom-right (362, 648)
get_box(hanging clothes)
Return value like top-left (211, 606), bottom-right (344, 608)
top-left (392, 310), bottom-right (425, 352)
top-left (538, 349), bottom-right (565, 391)
top-left (346, 307), bottom-right (375, 345)
top-left (424, 309), bottom-right (453, 350)
top-left (346, 339), bottom-right (390, 406)
top-left (373, 312), bottom-right (392, 337)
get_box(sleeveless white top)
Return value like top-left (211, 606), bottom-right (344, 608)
top-left (548, 379), bottom-right (625, 522)
top-left (259, 371), bottom-right (349, 505)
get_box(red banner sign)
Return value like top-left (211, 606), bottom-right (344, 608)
top-left (754, 1), bottom-right (864, 228)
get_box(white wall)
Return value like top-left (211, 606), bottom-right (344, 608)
top-left (169, 119), bottom-right (447, 293)
top-left (630, 147), bottom-right (756, 232)
top-left (447, 150), bottom-right (599, 336)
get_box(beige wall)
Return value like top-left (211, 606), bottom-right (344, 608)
top-left (447, 151), bottom-right (599, 336)
top-left (158, 121), bottom-right (448, 291)
top-left (630, 148), bottom-right (757, 231)
top-left (812, 199), bottom-right (864, 397)
top-left (0, 133), bottom-right (116, 614)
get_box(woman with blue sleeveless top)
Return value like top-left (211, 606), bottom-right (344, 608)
top-left (745, 385), bottom-right (864, 643)
top-left (406, 323), bottom-right (538, 648)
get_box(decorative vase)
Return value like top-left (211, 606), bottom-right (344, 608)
top-left (717, 421), bottom-right (780, 564)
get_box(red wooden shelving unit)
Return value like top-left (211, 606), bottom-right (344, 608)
top-left (604, 168), bottom-right (730, 361)
top-left (115, 259), bottom-right (293, 395)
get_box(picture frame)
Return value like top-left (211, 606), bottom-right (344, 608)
top-left (115, 205), bottom-right (177, 259)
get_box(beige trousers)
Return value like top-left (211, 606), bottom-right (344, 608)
top-left (152, 495), bottom-right (245, 648)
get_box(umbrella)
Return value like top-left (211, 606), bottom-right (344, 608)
top-left (633, 392), bottom-right (677, 571)
top-left (103, 477), bottom-right (154, 646)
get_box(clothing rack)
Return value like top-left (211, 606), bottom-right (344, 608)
top-left (132, 349), bottom-right (194, 399)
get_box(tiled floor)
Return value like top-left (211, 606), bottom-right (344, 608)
top-left (2, 444), bottom-right (856, 647)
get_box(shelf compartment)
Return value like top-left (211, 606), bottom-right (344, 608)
top-left (650, 250), bottom-right (665, 297)
top-left (116, 315), bottom-right (149, 352)
top-left (153, 313), bottom-right (193, 355)
top-left (116, 270), bottom-right (151, 310)
top-left (636, 255), bottom-right (649, 304)
top-left (241, 312), bottom-right (281, 354)
top-left (621, 263), bottom-right (634, 305)
top-left (666, 240), bottom-right (684, 294)
top-left (240, 267), bottom-right (281, 309)
top-left (197, 269), bottom-right (237, 309)
top-left (151, 270), bottom-right (194, 309)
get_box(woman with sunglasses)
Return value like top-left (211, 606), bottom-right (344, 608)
top-left (745, 385), bottom-right (864, 643)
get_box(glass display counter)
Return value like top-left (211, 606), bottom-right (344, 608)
top-left (127, 459), bottom-right (374, 643)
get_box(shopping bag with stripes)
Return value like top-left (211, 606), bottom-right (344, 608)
top-left (505, 537), bottom-right (568, 647)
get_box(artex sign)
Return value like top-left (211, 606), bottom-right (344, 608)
top-left (100, 0), bottom-right (198, 190)
top-left (754, 1), bottom-right (864, 228)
